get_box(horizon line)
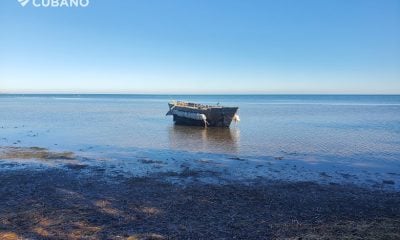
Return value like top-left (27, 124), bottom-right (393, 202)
top-left (1, 92), bottom-right (399, 96)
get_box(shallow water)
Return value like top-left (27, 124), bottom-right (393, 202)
top-left (1, 94), bottom-right (399, 159)
top-left (1, 94), bottom-right (400, 188)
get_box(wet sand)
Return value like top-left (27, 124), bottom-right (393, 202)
top-left (0, 147), bottom-right (399, 239)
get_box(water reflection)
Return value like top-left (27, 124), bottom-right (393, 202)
top-left (168, 125), bottom-right (240, 154)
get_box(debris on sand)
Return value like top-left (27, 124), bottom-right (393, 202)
top-left (228, 157), bottom-right (246, 161)
top-left (138, 158), bottom-right (164, 165)
top-left (65, 164), bottom-right (89, 170)
top-left (0, 168), bottom-right (399, 239)
top-left (383, 180), bottom-right (395, 185)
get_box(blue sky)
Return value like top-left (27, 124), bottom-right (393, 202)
top-left (0, 0), bottom-right (399, 93)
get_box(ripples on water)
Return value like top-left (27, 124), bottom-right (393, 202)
top-left (0, 94), bottom-right (399, 164)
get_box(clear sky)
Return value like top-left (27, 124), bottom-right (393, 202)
top-left (0, 0), bottom-right (399, 94)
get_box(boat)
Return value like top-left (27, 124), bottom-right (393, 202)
top-left (166, 101), bottom-right (240, 127)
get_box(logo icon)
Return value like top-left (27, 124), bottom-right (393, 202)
top-left (17, 0), bottom-right (30, 7)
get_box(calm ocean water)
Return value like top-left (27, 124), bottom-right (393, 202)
top-left (1, 94), bottom-right (400, 164)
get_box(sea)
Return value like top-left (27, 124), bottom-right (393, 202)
top-left (1, 94), bottom-right (400, 187)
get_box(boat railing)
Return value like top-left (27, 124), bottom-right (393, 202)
top-left (172, 101), bottom-right (213, 109)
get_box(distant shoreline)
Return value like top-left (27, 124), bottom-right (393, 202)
top-left (1, 93), bottom-right (400, 96)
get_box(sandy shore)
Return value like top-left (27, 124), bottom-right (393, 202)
top-left (0, 147), bottom-right (399, 239)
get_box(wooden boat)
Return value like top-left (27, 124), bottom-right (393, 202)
top-left (166, 101), bottom-right (240, 127)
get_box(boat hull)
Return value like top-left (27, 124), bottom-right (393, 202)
top-left (168, 103), bottom-right (239, 127)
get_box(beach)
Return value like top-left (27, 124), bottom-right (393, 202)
top-left (1, 95), bottom-right (400, 239)
top-left (0, 147), bottom-right (399, 240)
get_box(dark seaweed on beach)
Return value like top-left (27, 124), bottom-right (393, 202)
top-left (0, 167), bottom-right (399, 240)
top-left (0, 147), bottom-right (74, 161)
